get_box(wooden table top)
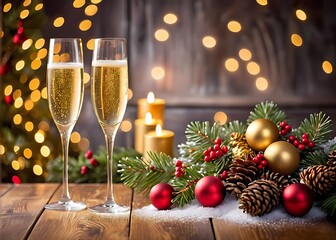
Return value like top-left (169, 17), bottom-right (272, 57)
top-left (1, 183), bottom-right (336, 240)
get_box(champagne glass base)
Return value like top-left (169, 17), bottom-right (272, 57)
top-left (88, 203), bottom-right (129, 214)
top-left (45, 200), bottom-right (87, 211)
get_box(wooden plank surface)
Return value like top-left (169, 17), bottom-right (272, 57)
top-left (0, 183), bottom-right (59, 240)
top-left (28, 184), bottom-right (132, 240)
top-left (129, 192), bottom-right (215, 240)
top-left (212, 219), bottom-right (336, 240)
top-left (0, 184), bottom-right (12, 197)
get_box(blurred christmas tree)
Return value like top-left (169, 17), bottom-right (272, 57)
top-left (0, 0), bottom-right (59, 183)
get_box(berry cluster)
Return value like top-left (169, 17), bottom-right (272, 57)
top-left (252, 153), bottom-right (268, 170)
top-left (220, 170), bottom-right (228, 180)
top-left (288, 133), bottom-right (315, 151)
top-left (279, 121), bottom-right (292, 136)
top-left (203, 138), bottom-right (228, 162)
top-left (175, 159), bottom-right (187, 178)
top-left (81, 150), bottom-right (99, 175)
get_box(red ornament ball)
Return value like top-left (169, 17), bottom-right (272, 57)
top-left (150, 183), bottom-right (174, 210)
top-left (195, 176), bottom-right (225, 207)
top-left (282, 183), bottom-right (313, 217)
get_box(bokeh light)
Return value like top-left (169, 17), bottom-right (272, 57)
top-left (164, 13), bottom-right (178, 24)
top-left (151, 66), bottom-right (165, 80)
top-left (33, 165), bottom-right (43, 176)
top-left (291, 34), bottom-right (303, 47)
top-left (202, 36), bottom-right (216, 48)
top-left (224, 58), bottom-right (239, 72)
top-left (296, 9), bottom-right (307, 21)
top-left (322, 61), bottom-right (333, 74)
top-left (12, 175), bottom-right (21, 185)
top-left (40, 146), bottom-right (50, 157)
top-left (155, 29), bottom-right (169, 42)
top-left (120, 120), bottom-right (132, 132)
top-left (214, 112), bottom-right (228, 125)
top-left (79, 19), bottom-right (92, 31)
top-left (256, 0), bottom-right (268, 6)
top-left (239, 48), bottom-right (252, 61)
top-left (71, 132), bottom-right (81, 143)
top-left (53, 17), bottom-right (65, 27)
top-left (247, 62), bottom-right (260, 75)
top-left (85, 5), bottom-right (98, 16)
top-left (227, 21), bottom-right (242, 33)
top-left (255, 77), bottom-right (268, 91)
top-left (23, 148), bottom-right (33, 159)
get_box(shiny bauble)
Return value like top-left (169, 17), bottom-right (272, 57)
top-left (195, 176), bottom-right (225, 207)
top-left (282, 183), bottom-right (314, 217)
top-left (246, 118), bottom-right (279, 151)
top-left (264, 141), bottom-right (300, 175)
top-left (149, 183), bottom-right (174, 210)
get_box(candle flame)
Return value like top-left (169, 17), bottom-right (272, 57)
top-left (145, 112), bottom-right (152, 124)
top-left (147, 92), bottom-right (155, 103)
top-left (156, 124), bottom-right (162, 136)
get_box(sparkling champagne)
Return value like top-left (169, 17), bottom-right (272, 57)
top-left (91, 60), bottom-right (128, 129)
top-left (47, 63), bottom-right (84, 128)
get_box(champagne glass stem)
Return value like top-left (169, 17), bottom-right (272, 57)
top-left (60, 129), bottom-right (71, 202)
top-left (105, 133), bottom-right (116, 205)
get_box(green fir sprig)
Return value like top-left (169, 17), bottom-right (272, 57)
top-left (247, 101), bottom-right (286, 125)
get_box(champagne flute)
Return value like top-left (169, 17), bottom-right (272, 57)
top-left (45, 38), bottom-right (86, 211)
top-left (89, 38), bottom-right (129, 213)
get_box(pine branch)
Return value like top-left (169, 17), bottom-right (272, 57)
top-left (247, 101), bottom-right (286, 125)
top-left (119, 152), bottom-right (175, 194)
top-left (299, 150), bottom-right (328, 169)
top-left (222, 120), bottom-right (247, 143)
top-left (296, 112), bottom-right (333, 145)
top-left (318, 189), bottom-right (336, 218)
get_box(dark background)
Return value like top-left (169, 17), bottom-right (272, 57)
top-left (42, 0), bottom-right (336, 153)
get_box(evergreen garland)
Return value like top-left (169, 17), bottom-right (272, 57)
top-left (118, 101), bottom-right (336, 218)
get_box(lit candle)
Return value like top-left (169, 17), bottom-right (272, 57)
top-left (137, 92), bottom-right (165, 124)
top-left (134, 112), bottom-right (163, 153)
top-left (143, 124), bottom-right (174, 159)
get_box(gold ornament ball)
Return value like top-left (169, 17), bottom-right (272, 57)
top-left (264, 141), bottom-right (300, 175)
top-left (246, 118), bottom-right (279, 151)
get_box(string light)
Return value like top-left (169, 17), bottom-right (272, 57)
top-left (13, 89), bottom-right (22, 99)
top-left (35, 38), bottom-right (45, 49)
top-left (14, 97), bottom-right (24, 108)
top-left (20, 9), bottom-right (29, 19)
top-left (247, 62), bottom-right (260, 75)
top-left (296, 9), bottom-right (307, 21)
top-left (0, 145), bottom-right (5, 155)
top-left (40, 146), bottom-right (50, 157)
top-left (24, 99), bottom-right (34, 111)
top-left (73, 0), bottom-right (86, 8)
top-left (256, 0), bottom-right (268, 6)
top-left (13, 114), bottom-right (22, 125)
top-left (86, 39), bottom-right (95, 50)
top-left (16, 60), bottom-right (25, 71)
top-left (214, 112), bottom-right (228, 125)
top-left (291, 34), bottom-right (303, 47)
top-left (14, 145), bottom-right (20, 153)
top-left (41, 87), bottom-right (48, 99)
top-left (3, 3), bottom-right (12, 12)
top-left (4, 85), bottom-right (13, 96)
top-left (34, 131), bottom-right (45, 143)
top-left (31, 58), bottom-right (42, 70)
top-left (202, 36), bottom-right (216, 48)
top-left (22, 39), bottom-right (33, 50)
top-left (91, 0), bottom-right (102, 4)
top-left (163, 13), bottom-right (178, 24)
top-left (54, 17), bottom-right (65, 27)
top-left (25, 121), bottom-right (34, 132)
top-left (255, 77), bottom-right (268, 91)
top-left (83, 72), bottom-right (90, 84)
top-left (23, 148), bottom-right (33, 159)
top-left (79, 20), bottom-right (92, 31)
top-left (85, 5), bottom-right (98, 16)
top-left (12, 160), bottom-right (20, 170)
top-left (37, 48), bottom-right (48, 59)
top-left (155, 29), bottom-right (169, 42)
top-left (29, 78), bottom-right (40, 90)
top-left (35, 3), bottom-right (43, 11)
top-left (33, 165), bottom-right (43, 176)
top-left (322, 61), bottom-right (333, 74)
top-left (31, 90), bottom-right (41, 102)
top-left (227, 20), bottom-right (242, 33)
top-left (239, 48), bottom-right (252, 61)
top-left (23, 0), bottom-right (32, 7)
top-left (224, 58), bottom-right (239, 72)
top-left (151, 66), bottom-right (165, 80)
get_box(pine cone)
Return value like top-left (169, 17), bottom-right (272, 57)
top-left (300, 165), bottom-right (336, 195)
top-left (226, 157), bottom-right (259, 198)
top-left (230, 132), bottom-right (256, 159)
top-left (239, 179), bottom-right (280, 216)
top-left (261, 170), bottom-right (289, 192)
top-left (327, 150), bottom-right (336, 167)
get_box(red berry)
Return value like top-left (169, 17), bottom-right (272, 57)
top-left (288, 135), bottom-right (296, 143)
top-left (260, 160), bottom-right (268, 167)
top-left (210, 151), bottom-right (217, 160)
top-left (256, 153), bottom-right (264, 161)
top-left (85, 150), bottom-right (93, 159)
top-left (150, 165), bottom-right (155, 171)
top-left (208, 147), bottom-right (213, 152)
top-left (221, 146), bottom-right (228, 154)
top-left (203, 149), bottom-right (210, 156)
top-left (308, 142), bottom-right (315, 149)
top-left (302, 133), bottom-right (309, 139)
top-left (80, 165), bottom-right (88, 175)
top-left (285, 125), bottom-right (292, 132)
top-left (204, 155), bottom-right (211, 162)
top-left (280, 121), bottom-right (287, 128)
top-left (301, 138), bottom-right (309, 145)
top-left (257, 164), bottom-right (264, 170)
top-left (221, 170), bottom-right (228, 179)
top-left (280, 129), bottom-right (287, 136)
top-left (216, 150), bottom-right (223, 157)
top-left (89, 158), bottom-right (99, 167)
top-left (175, 159), bottom-right (183, 167)
top-left (252, 157), bottom-right (259, 164)
top-left (175, 166), bottom-right (182, 172)
top-left (293, 140), bottom-right (300, 147)
top-left (213, 144), bottom-right (221, 151)
top-left (298, 144), bottom-right (306, 151)
top-left (180, 169), bottom-right (185, 175)
top-left (175, 171), bottom-right (182, 178)
top-left (214, 138), bottom-right (222, 145)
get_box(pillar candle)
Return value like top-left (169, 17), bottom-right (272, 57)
top-left (137, 92), bottom-right (165, 124)
top-left (143, 124), bottom-right (174, 160)
top-left (134, 113), bottom-right (163, 154)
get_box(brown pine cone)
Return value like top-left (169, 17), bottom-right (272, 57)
top-left (239, 179), bottom-right (280, 216)
top-left (226, 157), bottom-right (260, 198)
top-left (327, 150), bottom-right (336, 167)
top-left (230, 132), bottom-right (256, 159)
top-left (261, 170), bottom-right (289, 192)
top-left (300, 165), bottom-right (336, 195)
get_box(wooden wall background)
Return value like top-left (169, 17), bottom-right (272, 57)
top-left (43, 0), bottom-right (336, 151)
